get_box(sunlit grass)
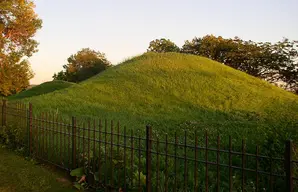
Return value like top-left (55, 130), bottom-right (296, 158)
top-left (9, 80), bottom-right (75, 100)
top-left (15, 52), bottom-right (297, 145)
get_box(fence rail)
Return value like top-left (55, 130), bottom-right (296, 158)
top-left (0, 99), bottom-right (297, 191)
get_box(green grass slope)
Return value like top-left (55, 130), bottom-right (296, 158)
top-left (20, 52), bottom-right (298, 144)
top-left (9, 80), bottom-right (74, 100)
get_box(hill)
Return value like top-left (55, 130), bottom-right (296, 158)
top-left (19, 52), bottom-right (298, 145)
top-left (9, 80), bottom-right (74, 100)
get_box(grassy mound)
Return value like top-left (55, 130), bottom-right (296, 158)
top-left (9, 80), bottom-right (74, 100)
top-left (20, 52), bottom-right (298, 143)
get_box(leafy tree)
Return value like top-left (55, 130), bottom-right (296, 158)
top-left (0, 60), bottom-right (34, 96)
top-left (0, 0), bottom-right (42, 96)
top-left (53, 48), bottom-right (111, 82)
top-left (182, 35), bottom-right (298, 93)
top-left (147, 38), bottom-right (180, 53)
top-left (52, 70), bottom-right (67, 81)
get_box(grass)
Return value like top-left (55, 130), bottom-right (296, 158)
top-left (17, 52), bottom-right (298, 145)
top-left (0, 146), bottom-right (74, 192)
top-left (9, 80), bottom-right (74, 100)
top-left (6, 52), bottom-right (298, 190)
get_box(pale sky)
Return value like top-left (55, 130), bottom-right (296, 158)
top-left (29, 0), bottom-right (298, 84)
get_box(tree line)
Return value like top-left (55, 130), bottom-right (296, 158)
top-left (148, 36), bottom-right (298, 93)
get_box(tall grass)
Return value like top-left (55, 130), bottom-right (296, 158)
top-left (4, 52), bottom-right (298, 190)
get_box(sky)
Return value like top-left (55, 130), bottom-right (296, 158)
top-left (29, 0), bottom-right (298, 84)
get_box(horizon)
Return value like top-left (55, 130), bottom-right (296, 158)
top-left (29, 0), bottom-right (298, 84)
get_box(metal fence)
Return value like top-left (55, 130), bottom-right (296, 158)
top-left (0, 99), bottom-right (297, 191)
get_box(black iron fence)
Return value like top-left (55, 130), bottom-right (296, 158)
top-left (0, 99), bottom-right (297, 191)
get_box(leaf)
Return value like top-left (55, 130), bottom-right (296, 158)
top-left (70, 167), bottom-right (84, 177)
top-left (73, 183), bottom-right (82, 190)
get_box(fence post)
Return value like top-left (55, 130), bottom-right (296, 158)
top-left (72, 117), bottom-right (77, 169)
top-left (2, 99), bottom-right (6, 127)
top-left (285, 140), bottom-right (293, 192)
top-left (146, 125), bottom-right (152, 192)
top-left (28, 103), bottom-right (33, 156)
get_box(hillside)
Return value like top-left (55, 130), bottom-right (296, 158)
top-left (9, 80), bottom-right (74, 100)
top-left (19, 52), bottom-right (298, 144)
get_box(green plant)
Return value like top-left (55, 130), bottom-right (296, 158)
top-left (0, 125), bottom-right (25, 149)
top-left (70, 167), bottom-right (87, 191)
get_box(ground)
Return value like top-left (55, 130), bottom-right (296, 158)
top-left (0, 146), bottom-right (75, 192)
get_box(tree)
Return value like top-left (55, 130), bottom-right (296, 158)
top-left (52, 70), bottom-right (67, 81)
top-left (0, 0), bottom-right (42, 96)
top-left (182, 35), bottom-right (298, 93)
top-left (147, 38), bottom-right (180, 53)
top-left (0, 60), bottom-right (34, 96)
top-left (53, 48), bottom-right (111, 83)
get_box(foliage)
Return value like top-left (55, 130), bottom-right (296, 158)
top-left (0, 125), bottom-right (23, 148)
top-left (53, 48), bottom-right (111, 83)
top-left (0, 0), bottom-right (42, 96)
top-left (147, 38), bottom-right (180, 53)
top-left (181, 35), bottom-right (298, 92)
top-left (9, 80), bottom-right (74, 100)
top-left (70, 168), bottom-right (86, 191)
top-left (0, 60), bottom-right (34, 96)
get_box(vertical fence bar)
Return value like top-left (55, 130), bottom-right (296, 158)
top-left (62, 116), bottom-right (65, 166)
top-left (184, 131), bottom-right (187, 191)
top-left (104, 119), bottom-right (107, 190)
top-left (45, 112), bottom-right (49, 160)
top-left (256, 145), bottom-right (259, 192)
top-left (98, 119), bottom-right (102, 185)
top-left (2, 99), bottom-right (6, 127)
top-left (229, 136), bottom-right (232, 192)
top-left (138, 131), bottom-right (141, 192)
top-left (124, 126), bottom-right (127, 191)
top-left (156, 138), bottom-right (160, 192)
top-left (50, 114), bottom-right (54, 162)
top-left (130, 129), bottom-right (134, 188)
top-left (217, 135), bottom-right (220, 192)
top-left (270, 156), bottom-right (273, 192)
top-left (50, 113), bottom-right (53, 162)
top-left (165, 134), bottom-right (169, 192)
top-left (68, 118), bottom-right (71, 169)
top-left (175, 132), bottom-right (178, 192)
top-left (146, 125), bottom-right (152, 192)
top-left (54, 116), bottom-right (57, 162)
top-left (93, 120), bottom-right (96, 176)
top-left (111, 120), bottom-right (114, 187)
top-left (32, 113), bottom-right (38, 158)
top-left (35, 114), bottom-right (38, 157)
top-left (28, 103), bottom-right (33, 156)
top-left (82, 123), bottom-right (86, 173)
top-left (242, 140), bottom-right (245, 191)
top-left (42, 113), bottom-right (45, 159)
top-left (88, 120), bottom-right (91, 174)
top-left (205, 132), bottom-right (209, 192)
top-left (117, 122), bottom-right (120, 189)
top-left (72, 117), bottom-right (76, 169)
top-left (194, 132), bottom-right (198, 192)
top-left (285, 140), bottom-right (293, 192)
top-left (37, 113), bottom-right (40, 158)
